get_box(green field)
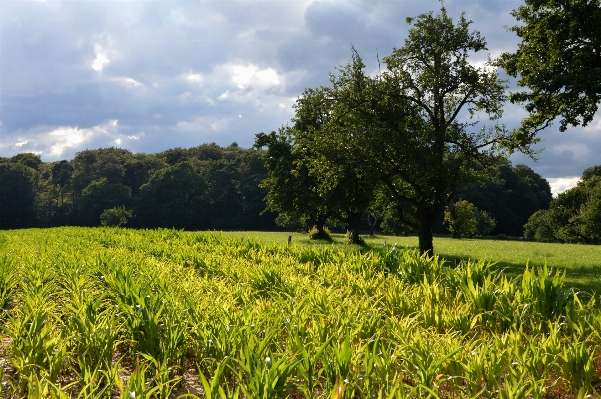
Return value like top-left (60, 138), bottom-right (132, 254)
top-left (0, 227), bottom-right (600, 398)
top-left (220, 231), bottom-right (601, 293)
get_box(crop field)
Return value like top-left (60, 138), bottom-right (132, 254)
top-left (0, 227), bottom-right (600, 398)
top-left (220, 232), bottom-right (601, 293)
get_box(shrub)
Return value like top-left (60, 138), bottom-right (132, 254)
top-left (445, 200), bottom-right (496, 238)
top-left (308, 225), bottom-right (332, 241)
top-left (100, 206), bottom-right (132, 227)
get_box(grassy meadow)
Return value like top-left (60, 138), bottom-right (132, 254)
top-left (0, 227), bottom-right (600, 398)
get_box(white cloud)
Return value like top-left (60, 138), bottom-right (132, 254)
top-left (230, 64), bottom-right (280, 89)
top-left (110, 131), bottom-right (145, 147)
top-left (186, 73), bottom-right (203, 84)
top-left (581, 115), bottom-right (601, 133)
top-left (256, 68), bottom-right (280, 85)
top-left (547, 177), bottom-right (580, 197)
top-left (0, 120), bottom-right (121, 160)
top-left (127, 132), bottom-right (145, 140)
top-left (176, 116), bottom-right (231, 132)
top-left (111, 77), bottom-right (144, 89)
top-left (232, 65), bottom-right (258, 89)
top-left (90, 37), bottom-right (118, 72)
top-left (47, 120), bottom-right (119, 157)
top-left (178, 92), bottom-right (193, 102)
top-left (92, 46), bottom-right (110, 71)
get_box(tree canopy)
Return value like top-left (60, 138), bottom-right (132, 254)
top-left (0, 145), bottom-right (279, 231)
top-left (498, 0), bottom-right (601, 137)
top-left (372, 9), bottom-right (512, 254)
top-left (256, 8), bottom-right (537, 253)
top-left (525, 166), bottom-right (601, 244)
top-left (454, 159), bottom-right (552, 237)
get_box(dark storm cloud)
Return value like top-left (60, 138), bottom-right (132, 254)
top-left (0, 0), bottom-right (598, 192)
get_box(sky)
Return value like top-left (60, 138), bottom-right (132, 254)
top-left (1, 0), bottom-right (599, 195)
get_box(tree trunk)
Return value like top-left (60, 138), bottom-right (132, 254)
top-left (315, 214), bottom-right (328, 236)
top-left (309, 213), bottom-right (331, 240)
top-left (417, 208), bottom-right (435, 255)
top-left (346, 212), bottom-right (363, 245)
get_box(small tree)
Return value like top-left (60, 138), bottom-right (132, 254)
top-left (444, 200), bottom-right (495, 239)
top-left (475, 209), bottom-right (496, 236)
top-left (444, 200), bottom-right (478, 239)
top-left (100, 206), bottom-right (132, 227)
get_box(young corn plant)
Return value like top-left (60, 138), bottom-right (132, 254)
top-left (117, 354), bottom-right (179, 399)
top-left (495, 368), bottom-right (532, 399)
top-left (556, 339), bottom-right (597, 394)
top-left (510, 333), bottom-right (554, 388)
top-left (358, 338), bottom-right (402, 398)
top-left (400, 337), bottom-right (461, 398)
top-left (381, 280), bottom-right (416, 318)
top-left (520, 264), bottom-right (572, 322)
top-left (381, 246), bottom-right (444, 284)
top-left (232, 333), bottom-right (301, 399)
top-left (459, 340), bottom-right (490, 396)
top-left (457, 259), bottom-right (495, 287)
top-left (289, 334), bottom-right (333, 399)
top-left (103, 266), bottom-right (167, 360)
top-left (62, 268), bottom-right (120, 391)
top-left (197, 358), bottom-right (241, 399)
top-left (460, 274), bottom-right (497, 318)
top-left (248, 268), bottom-right (296, 298)
top-left (7, 295), bottom-right (68, 394)
top-left (0, 255), bottom-right (17, 315)
top-left (21, 374), bottom-right (75, 399)
top-left (158, 310), bottom-right (188, 371)
top-left (322, 331), bottom-right (354, 391)
top-left (73, 364), bottom-right (112, 399)
top-left (418, 278), bottom-right (447, 332)
top-left (443, 301), bottom-right (473, 334)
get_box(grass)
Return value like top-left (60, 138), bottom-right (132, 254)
top-left (220, 231), bottom-right (601, 293)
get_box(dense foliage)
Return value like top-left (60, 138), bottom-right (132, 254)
top-left (0, 227), bottom-right (599, 397)
top-left (443, 200), bottom-right (496, 239)
top-left (0, 147), bottom-right (552, 241)
top-left (525, 165), bottom-right (601, 243)
top-left (257, 9), bottom-right (544, 251)
top-left (452, 158), bottom-right (553, 237)
top-left (0, 144), bottom-right (278, 231)
top-left (498, 0), bottom-right (601, 137)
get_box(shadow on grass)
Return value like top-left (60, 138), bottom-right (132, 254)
top-left (438, 252), bottom-right (601, 296)
top-left (287, 233), bottom-right (601, 296)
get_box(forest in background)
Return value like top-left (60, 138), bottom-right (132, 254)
top-left (0, 144), bottom-right (552, 238)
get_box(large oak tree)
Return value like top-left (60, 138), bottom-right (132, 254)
top-left (258, 9), bottom-right (536, 253)
top-left (337, 9), bottom-right (521, 254)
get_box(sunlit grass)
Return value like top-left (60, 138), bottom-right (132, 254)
top-left (220, 231), bottom-right (601, 292)
top-left (0, 227), bottom-right (599, 397)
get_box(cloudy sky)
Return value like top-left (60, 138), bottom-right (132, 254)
top-left (1, 0), bottom-right (599, 194)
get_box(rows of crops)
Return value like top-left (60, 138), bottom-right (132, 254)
top-left (0, 227), bottom-right (599, 398)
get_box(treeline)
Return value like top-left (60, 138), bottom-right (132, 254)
top-left (525, 166), bottom-right (601, 244)
top-left (0, 144), bottom-right (278, 231)
top-left (0, 144), bottom-right (552, 238)
top-left (451, 160), bottom-right (553, 237)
